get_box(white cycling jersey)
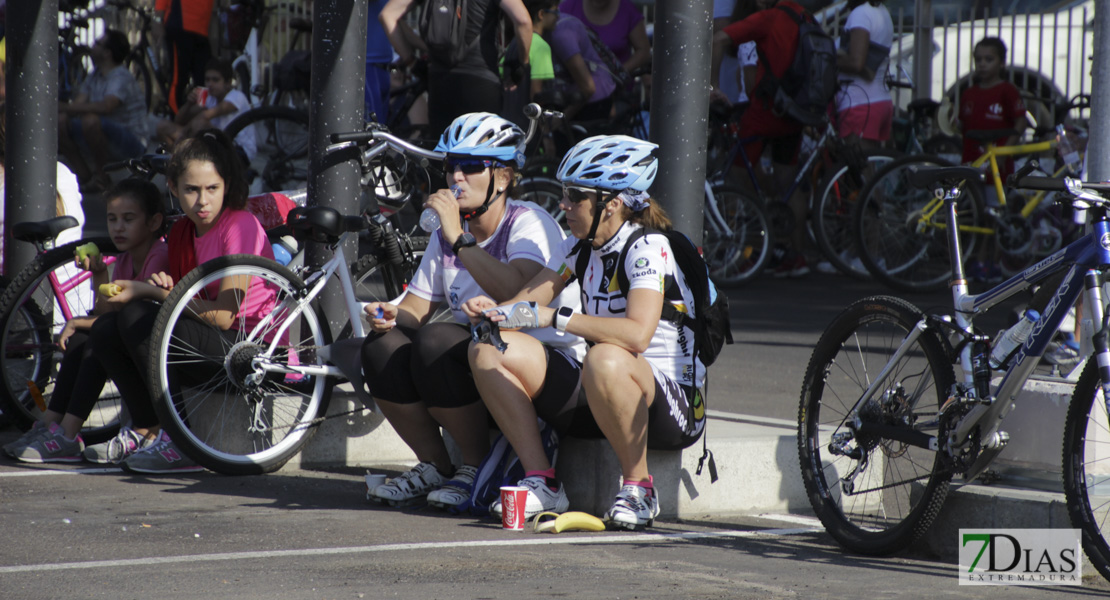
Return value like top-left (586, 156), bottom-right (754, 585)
top-left (551, 222), bottom-right (706, 389)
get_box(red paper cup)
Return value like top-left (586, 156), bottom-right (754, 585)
top-left (196, 87), bottom-right (209, 106)
top-left (500, 485), bottom-right (528, 531)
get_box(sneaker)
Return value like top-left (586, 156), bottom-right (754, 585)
top-left (83, 427), bottom-right (154, 464)
top-left (604, 481), bottom-right (660, 531)
top-left (772, 254), bottom-right (809, 278)
top-left (489, 475), bottom-right (570, 521)
top-left (427, 464), bottom-right (479, 510)
top-left (13, 422), bottom-right (84, 463)
top-left (367, 462), bottom-right (447, 507)
top-left (814, 260), bottom-right (838, 275)
top-left (120, 430), bottom-right (204, 474)
top-left (3, 421), bottom-right (49, 457)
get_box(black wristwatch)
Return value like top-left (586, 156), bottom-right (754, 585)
top-left (452, 232), bottom-right (477, 254)
top-left (553, 306), bottom-right (575, 332)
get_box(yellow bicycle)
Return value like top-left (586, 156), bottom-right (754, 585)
top-left (851, 128), bottom-right (1079, 293)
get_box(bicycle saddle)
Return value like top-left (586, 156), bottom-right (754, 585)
top-left (287, 206), bottom-right (366, 243)
top-left (906, 166), bottom-right (982, 189)
top-left (12, 216), bottom-right (80, 244)
top-left (965, 128), bottom-right (1019, 142)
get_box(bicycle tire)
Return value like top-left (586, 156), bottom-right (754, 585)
top-left (0, 238), bottom-right (124, 444)
top-left (812, 149), bottom-right (899, 279)
top-left (1062, 358), bottom-right (1110, 581)
top-left (225, 105), bottom-right (311, 194)
top-left (798, 295), bottom-right (953, 555)
top-left (853, 154), bottom-right (985, 294)
top-left (127, 53), bottom-right (154, 114)
top-left (147, 255), bottom-right (332, 474)
top-left (703, 184), bottom-right (770, 287)
top-left (517, 175), bottom-right (566, 229)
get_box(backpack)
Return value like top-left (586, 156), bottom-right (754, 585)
top-left (450, 420), bottom-right (559, 517)
top-left (573, 227), bottom-right (734, 370)
top-left (755, 4), bottom-right (838, 127)
top-left (582, 25), bottom-right (632, 89)
top-left (419, 0), bottom-right (474, 68)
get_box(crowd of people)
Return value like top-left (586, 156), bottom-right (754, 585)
top-left (0, 0), bottom-right (1043, 530)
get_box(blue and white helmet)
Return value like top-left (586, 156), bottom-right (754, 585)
top-left (435, 112), bottom-right (526, 168)
top-left (556, 135), bottom-right (658, 193)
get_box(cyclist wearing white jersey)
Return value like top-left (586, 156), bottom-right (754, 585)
top-left (464, 134), bottom-right (706, 531)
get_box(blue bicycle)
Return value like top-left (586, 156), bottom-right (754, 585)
top-left (797, 164), bottom-right (1110, 582)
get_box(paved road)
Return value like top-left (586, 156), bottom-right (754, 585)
top-left (2, 252), bottom-right (1096, 598)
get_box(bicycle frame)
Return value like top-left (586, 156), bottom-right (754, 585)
top-left (48, 257), bottom-right (118, 322)
top-left (855, 177), bottom-right (1110, 481)
top-left (722, 123), bottom-right (837, 207)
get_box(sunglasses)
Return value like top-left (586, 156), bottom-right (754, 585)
top-left (446, 158), bottom-right (494, 174)
top-left (563, 186), bottom-right (595, 204)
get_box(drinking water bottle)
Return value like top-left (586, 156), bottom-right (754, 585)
top-left (1056, 124), bottom-right (1081, 174)
top-left (419, 185), bottom-right (461, 233)
top-left (989, 309), bottom-right (1040, 369)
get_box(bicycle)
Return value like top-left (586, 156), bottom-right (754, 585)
top-left (141, 126), bottom-right (446, 474)
top-left (797, 165), bottom-right (1110, 581)
top-left (106, 0), bottom-right (174, 116)
top-left (705, 104), bottom-right (895, 280)
top-left (0, 154), bottom-right (174, 445)
top-left (852, 124), bottom-right (1081, 293)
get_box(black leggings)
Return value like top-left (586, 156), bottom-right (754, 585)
top-left (93, 300), bottom-right (235, 429)
top-left (47, 330), bottom-right (109, 421)
top-left (360, 322), bottom-right (479, 409)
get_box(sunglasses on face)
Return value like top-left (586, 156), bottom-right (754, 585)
top-left (562, 186), bottom-right (595, 204)
top-left (446, 158), bottom-right (494, 174)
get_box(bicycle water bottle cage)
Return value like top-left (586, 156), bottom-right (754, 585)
top-left (12, 216), bottom-right (80, 245)
top-left (471, 319), bottom-right (508, 353)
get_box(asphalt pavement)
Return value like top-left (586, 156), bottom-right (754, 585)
top-left (4, 241), bottom-right (1101, 598)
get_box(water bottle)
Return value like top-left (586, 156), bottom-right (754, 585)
top-left (419, 185), bottom-right (461, 233)
top-left (1056, 124), bottom-right (1082, 174)
top-left (990, 309), bottom-right (1040, 370)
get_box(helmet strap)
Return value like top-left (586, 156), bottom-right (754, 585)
top-left (585, 190), bottom-right (618, 246)
top-left (460, 172), bottom-right (500, 221)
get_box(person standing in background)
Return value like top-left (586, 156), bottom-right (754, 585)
top-left (154, 0), bottom-right (215, 115)
top-left (366, 0), bottom-right (394, 124)
top-left (380, 0), bottom-right (532, 136)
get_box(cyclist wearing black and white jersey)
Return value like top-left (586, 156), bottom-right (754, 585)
top-left (464, 134), bottom-right (706, 531)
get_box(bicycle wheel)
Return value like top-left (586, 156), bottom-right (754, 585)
top-left (517, 175), bottom-right (566, 228)
top-left (0, 238), bottom-right (123, 444)
top-left (798, 295), bottom-right (953, 555)
top-left (225, 106), bottom-right (310, 193)
top-left (147, 255), bottom-right (332, 474)
top-left (812, 149), bottom-right (899, 279)
top-left (1063, 359), bottom-right (1110, 581)
top-left (853, 154), bottom-right (985, 293)
top-left (703, 184), bottom-right (770, 287)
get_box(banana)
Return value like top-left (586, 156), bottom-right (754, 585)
top-left (531, 511), bottom-right (606, 533)
top-left (99, 283), bottom-right (122, 297)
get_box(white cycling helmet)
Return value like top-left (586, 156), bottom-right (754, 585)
top-left (435, 112), bottom-right (526, 168)
top-left (556, 135), bottom-right (658, 193)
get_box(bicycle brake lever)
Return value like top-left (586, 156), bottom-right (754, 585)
top-left (470, 319), bottom-right (508, 353)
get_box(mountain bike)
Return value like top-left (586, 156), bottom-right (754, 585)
top-left (797, 166), bottom-right (1110, 582)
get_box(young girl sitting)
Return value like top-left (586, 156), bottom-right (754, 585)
top-left (3, 178), bottom-right (168, 463)
top-left (91, 128), bottom-right (276, 474)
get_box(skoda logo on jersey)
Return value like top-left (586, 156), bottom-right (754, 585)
top-left (1101, 233), bottom-right (1110, 250)
top-left (634, 257), bottom-right (648, 269)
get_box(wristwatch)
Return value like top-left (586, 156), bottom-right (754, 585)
top-left (452, 232), bottom-right (477, 254)
top-left (553, 306), bottom-right (575, 332)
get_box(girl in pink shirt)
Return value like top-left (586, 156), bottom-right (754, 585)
top-left (95, 129), bottom-right (274, 474)
top-left (5, 178), bottom-right (169, 464)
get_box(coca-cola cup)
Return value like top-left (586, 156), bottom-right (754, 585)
top-left (196, 87), bottom-right (209, 106)
top-left (500, 485), bottom-right (528, 531)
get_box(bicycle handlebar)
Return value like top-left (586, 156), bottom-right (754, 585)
top-left (327, 130), bottom-right (445, 163)
top-left (523, 102), bottom-right (563, 145)
top-left (1013, 176), bottom-right (1110, 194)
